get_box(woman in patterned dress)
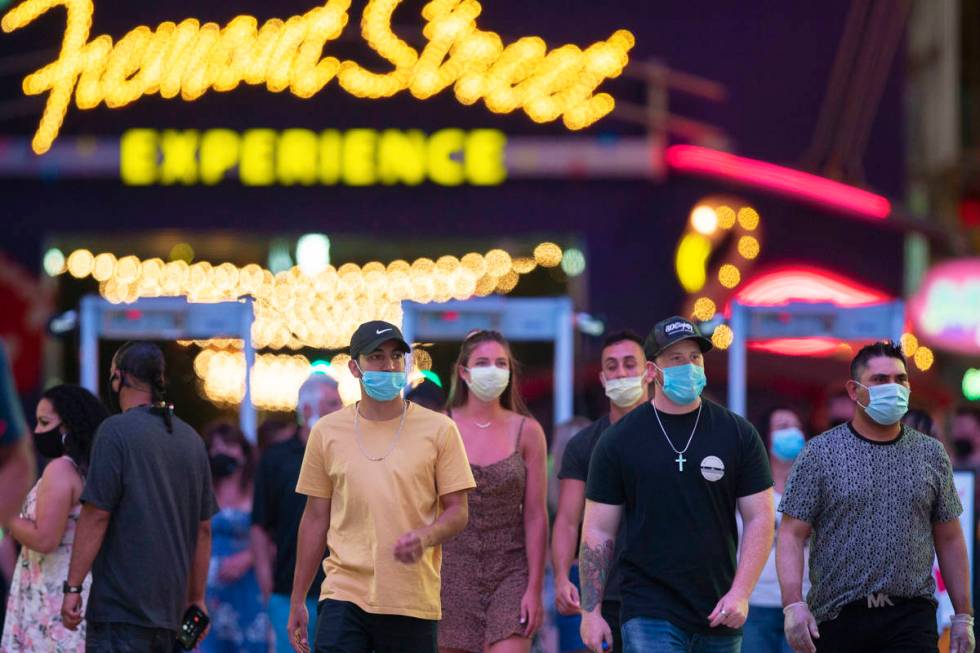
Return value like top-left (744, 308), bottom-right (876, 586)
top-left (439, 330), bottom-right (549, 653)
top-left (1, 385), bottom-right (107, 652)
top-left (201, 422), bottom-right (270, 653)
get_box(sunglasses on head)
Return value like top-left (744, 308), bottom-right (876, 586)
top-left (464, 329), bottom-right (503, 342)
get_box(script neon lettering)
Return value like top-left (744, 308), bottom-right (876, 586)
top-left (2, 0), bottom-right (635, 154)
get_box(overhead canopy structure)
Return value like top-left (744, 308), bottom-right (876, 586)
top-left (79, 295), bottom-right (257, 439)
top-left (400, 296), bottom-right (574, 426)
top-left (726, 299), bottom-right (905, 417)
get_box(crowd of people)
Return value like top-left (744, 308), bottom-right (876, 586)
top-left (0, 312), bottom-right (976, 653)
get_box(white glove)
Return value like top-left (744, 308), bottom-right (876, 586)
top-left (783, 601), bottom-right (819, 653)
top-left (951, 614), bottom-right (975, 653)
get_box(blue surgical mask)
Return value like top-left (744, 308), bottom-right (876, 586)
top-left (771, 427), bottom-right (806, 461)
top-left (656, 363), bottom-right (707, 405)
top-left (356, 363), bottom-right (407, 402)
top-left (856, 382), bottom-right (910, 426)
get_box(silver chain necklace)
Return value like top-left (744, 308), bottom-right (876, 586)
top-left (653, 401), bottom-right (702, 472)
top-left (353, 401), bottom-right (407, 462)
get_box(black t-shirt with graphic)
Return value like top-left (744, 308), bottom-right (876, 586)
top-left (586, 399), bottom-right (772, 636)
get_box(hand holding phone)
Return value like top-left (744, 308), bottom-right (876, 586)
top-left (176, 604), bottom-right (210, 651)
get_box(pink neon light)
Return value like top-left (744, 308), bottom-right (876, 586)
top-left (748, 338), bottom-right (843, 357)
top-left (726, 266), bottom-right (894, 357)
top-left (733, 265), bottom-right (890, 308)
top-left (665, 145), bottom-right (892, 220)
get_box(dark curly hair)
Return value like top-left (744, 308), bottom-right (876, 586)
top-left (40, 384), bottom-right (109, 475)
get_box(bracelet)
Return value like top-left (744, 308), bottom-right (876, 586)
top-left (782, 601), bottom-right (808, 614)
top-left (952, 614), bottom-right (975, 625)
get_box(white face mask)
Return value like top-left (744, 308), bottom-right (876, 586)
top-left (464, 366), bottom-right (510, 402)
top-left (603, 374), bottom-right (645, 408)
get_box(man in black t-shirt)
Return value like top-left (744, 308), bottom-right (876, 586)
top-left (61, 342), bottom-right (217, 652)
top-left (553, 330), bottom-right (651, 653)
top-left (251, 373), bottom-right (341, 653)
top-left (580, 317), bottom-right (774, 653)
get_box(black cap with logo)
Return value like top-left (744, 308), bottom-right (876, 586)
top-left (349, 321), bottom-right (411, 360)
top-left (644, 316), bottom-right (713, 359)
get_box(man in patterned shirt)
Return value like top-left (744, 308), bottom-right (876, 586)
top-left (777, 341), bottom-right (974, 653)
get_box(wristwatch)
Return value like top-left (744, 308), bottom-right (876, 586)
top-left (62, 581), bottom-right (83, 594)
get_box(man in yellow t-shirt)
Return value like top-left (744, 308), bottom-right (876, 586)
top-left (288, 320), bottom-right (476, 653)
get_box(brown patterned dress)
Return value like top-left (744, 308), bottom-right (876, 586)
top-left (439, 419), bottom-right (528, 652)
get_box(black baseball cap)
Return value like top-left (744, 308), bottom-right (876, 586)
top-left (349, 321), bottom-right (411, 360)
top-left (644, 316), bottom-right (713, 359)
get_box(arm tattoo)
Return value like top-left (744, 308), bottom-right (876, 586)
top-left (579, 539), bottom-right (615, 612)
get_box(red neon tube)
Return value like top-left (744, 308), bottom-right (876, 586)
top-left (665, 145), bottom-right (891, 220)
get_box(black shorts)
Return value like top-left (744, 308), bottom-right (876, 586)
top-left (816, 596), bottom-right (938, 653)
top-left (85, 621), bottom-right (177, 653)
top-left (314, 599), bottom-right (437, 653)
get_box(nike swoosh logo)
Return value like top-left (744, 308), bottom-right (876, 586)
top-left (376, 328), bottom-right (392, 334)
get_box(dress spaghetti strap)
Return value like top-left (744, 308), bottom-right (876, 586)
top-left (514, 417), bottom-right (526, 453)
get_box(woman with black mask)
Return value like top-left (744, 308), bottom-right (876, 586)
top-left (1, 384), bottom-right (107, 651)
top-left (201, 422), bottom-right (270, 653)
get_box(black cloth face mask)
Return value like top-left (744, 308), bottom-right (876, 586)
top-left (33, 427), bottom-right (66, 459)
top-left (209, 454), bottom-right (240, 479)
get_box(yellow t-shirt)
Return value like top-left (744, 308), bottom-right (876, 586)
top-left (295, 402), bottom-right (476, 620)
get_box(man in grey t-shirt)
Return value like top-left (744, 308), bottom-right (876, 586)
top-left (776, 341), bottom-right (973, 653)
top-left (61, 342), bottom-right (217, 652)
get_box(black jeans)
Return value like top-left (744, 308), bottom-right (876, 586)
top-left (314, 599), bottom-right (437, 653)
top-left (816, 596), bottom-right (938, 653)
top-left (85, 621), bottom-right (177, 653)
top-left (603, 599), bottom-right (623, 653)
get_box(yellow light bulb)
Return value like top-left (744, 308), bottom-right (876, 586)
top-left (737, 207), bottom-right (760, 231)
top-left (718, 264), bottom-right (741, 289)
top-left (716, 206), bottom-right (736, 229)
top-left (692, 297), bottom-right (717, 322)
top-left (737, 236), bottom-right (760, 260)
top-left (533, 242), bottom-right (563, 268)
top-left (511, 257), bottom-right (537, 274)
top-left (900, 333), bottom-right (919, 357)
top-left (712, 324), bottom-right (733, 350)
top-left (67, 249), bottom-right (95, 278)
top-left (495, 270), bottom-right (520, 293)
top-left (914, 346), bottom-right (934, 371)
top-left (484, 249), bottom-right (512, 277)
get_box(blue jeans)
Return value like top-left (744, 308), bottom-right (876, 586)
top-left (742, 606), bottom-right (793, 653)
top-left (268, 593), bottom-right (319, 653)
top-left (622, 617), bottom-right (742, 653)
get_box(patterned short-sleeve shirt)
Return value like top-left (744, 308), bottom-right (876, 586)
top-left (779, 422), bottom-right (961, 623)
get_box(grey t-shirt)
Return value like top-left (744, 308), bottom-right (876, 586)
top-left (779, 422), bottom-right (961, 623)
top-left (81, 406), bottom-right (217, 631)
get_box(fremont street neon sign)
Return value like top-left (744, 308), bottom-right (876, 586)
top-left (2, 0), bottom-right (635, 154)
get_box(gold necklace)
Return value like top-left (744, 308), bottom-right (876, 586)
top-left (353, 401), bottom-right (407, 462)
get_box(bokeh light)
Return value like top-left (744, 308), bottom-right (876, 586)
top-left (690, 206), bottom-right (718, 235)
top-left (718, 264), bottom-right (741, 289)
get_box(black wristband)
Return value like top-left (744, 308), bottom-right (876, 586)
top-left (62, 581), bottom-right (83, 594)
